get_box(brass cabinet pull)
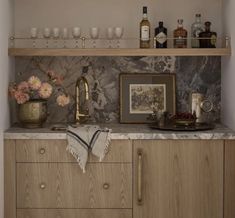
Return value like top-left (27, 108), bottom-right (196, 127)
top-left (40, 183), bottom-right (46, 189)
top-left (39, 148), bottom-right (46, 154)
top-left (137, 149), bottom-right (143, 205)
top-left (103, 183), bottom-right (110, 190)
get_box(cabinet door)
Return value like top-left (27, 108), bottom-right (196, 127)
top-left (133, 140), bottom-right (223, 218)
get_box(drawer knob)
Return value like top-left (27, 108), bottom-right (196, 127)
top-left (39, 148), bottom-right (46, 154)
top-left (40, 183), bottom-right (46, 189)
top-left (103, 183), bottom-right (110, 190)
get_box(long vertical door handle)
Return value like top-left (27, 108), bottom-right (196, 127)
top-left (137, 149), bottom-right (143, 205)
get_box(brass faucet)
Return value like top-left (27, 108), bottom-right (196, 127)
top-left (75, 76), bottom-right (90, 124)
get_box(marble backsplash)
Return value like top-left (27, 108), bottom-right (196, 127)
top-left (13, 56), bottom-right (221, 124)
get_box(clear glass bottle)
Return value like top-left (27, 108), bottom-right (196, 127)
top-left (199, 21), bottom-right (217, 48)
top-left (155, 21), bottom-right (167, 48)
top-left (191, 14), bottom-right (204, 48)
top-left (173, 19), bottom-right (187, 48)
top-left (140, 6), bottom-right (151, 48)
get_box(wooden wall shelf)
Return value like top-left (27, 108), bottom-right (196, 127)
top-left (8, 48), bottom-right (231, 57)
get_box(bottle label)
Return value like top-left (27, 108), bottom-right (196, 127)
top-left (141, 26), bottom-right (150, 41)
top-left (211, 34), bottom-right (217, 46)
top-left (175, 37), bottom-right (187, 47)
top-left (156, 32), bottom-right (167, 44)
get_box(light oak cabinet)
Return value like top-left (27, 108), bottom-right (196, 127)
top-left (133, 140), bottom-right (224, 218)
top-left (5, 138), bottom-right (235, 218)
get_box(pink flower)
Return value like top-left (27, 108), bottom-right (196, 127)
top-left (17, 81), bottom-right (29, 92)
top-left (8, 84), bottom-right (16, 98)
top-left (56, 94), bottom-right (70, 107)
top-left (14, 91), bottom-right (30, 104)
top-left (39, 83), bottom-right (53, 99)
top-left (28, 76), bottom-right (42, 90)
top-left (54, 75), bottom-right (64, 85)
top-left (47, 70), bottom-right (56, 79)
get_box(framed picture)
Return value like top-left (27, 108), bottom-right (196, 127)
top-left (120, 73), bottom-right (176, 123)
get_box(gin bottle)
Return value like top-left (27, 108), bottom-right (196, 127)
top-left (173, 19), bottom-right (187, 48)
top-left (155, 21), bottom-right (167, 48)
top-left (199, 21), bottom-right (217, 48)
top-left (191, 14), bottom-right (204, 48)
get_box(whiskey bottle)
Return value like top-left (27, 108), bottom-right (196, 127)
top-left (173, 19), bottom-right (187, 48)
top-left (199, 21), bottom-right (217, 48)
top-left (155, 21), bottom-right (167, 48)
top-left (140, 6), bottom-right (151, 48)
top-left (191, 14), bottom-right (204, 48)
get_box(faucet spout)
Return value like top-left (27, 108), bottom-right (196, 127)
top-left (75, 76), bottom-right (90, 124)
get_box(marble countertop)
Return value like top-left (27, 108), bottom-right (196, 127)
top-left (4, 124), bottom-right (235, 140)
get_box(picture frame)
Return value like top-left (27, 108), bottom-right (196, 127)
top-left (119, 73), bottom-right (176, 123)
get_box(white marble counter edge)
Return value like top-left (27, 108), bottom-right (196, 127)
top-left (4, 132), bottom-right (235, 140)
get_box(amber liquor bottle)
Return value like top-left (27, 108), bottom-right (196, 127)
top-left (173, 19), bottom-right (188, 48)
top-left (155, 21), bottom-right (167, 48)
top-left (140, 6), bottom-right (151, 48)
top-left (199, 22), bottom-right (217, 48)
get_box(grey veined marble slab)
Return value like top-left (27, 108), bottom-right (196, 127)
top-left (12, 56), bottom-right (221, 124)
top-left (4, 124), bottom-right (235, 140)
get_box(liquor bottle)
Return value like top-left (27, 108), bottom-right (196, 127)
top-left (140, 6), bottom-right (151, 48)
top-left (155, 21), bottom-right (167, 48)
top-left (173, 19), bottom-right (187, 48)
top-left (199, 21), bottom-right (217, 48)
top-left (191, 14), bottom-right (204, 48)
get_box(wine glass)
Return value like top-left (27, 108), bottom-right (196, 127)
top-left (90, 27), bottom-right (100, 48)
top-left (72, 27), bottom-right (81, 48)
top-left (43, 27), bottom-right (51, 48)
top-left (106, 27), bottom-right (114, 48)
top-left (30, 27), bottom-right (38, 48)
top-left (52, 27), bottom-right (60, 48)
top-left (114, 27), bottom-right (124, 48)
top-left (62, 28), bottom-right (69, 48)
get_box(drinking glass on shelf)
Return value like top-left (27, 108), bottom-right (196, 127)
top-left (30, 27), bottom-right (38, 48)
top-left (43, 27), bottom-right (51, 48)
top-left (53, 27), bottom-right (60, 48)
top-left (114, 27), bottom-right (124, 48)
top-left (62, 28), bottom-right (69, 48)
top-left (89, 27), bottom-right (100, 48)
top-left (72, 27), bottom-right (81, 48)
top-left (106, 27), bottom-right (114, 48)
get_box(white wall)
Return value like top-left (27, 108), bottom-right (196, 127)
top-left (15, 0), bottom-right (222, 39)
top-left (222, 0), bottom-right (235, 129)
top-left (0, 0), bottom-right (14, 217)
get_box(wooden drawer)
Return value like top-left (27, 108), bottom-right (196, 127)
top-left (16, 139), bottom-right (132, 163)
top-left (17, 163), bottom-right (132, 209)
top-left (17, 209), bottom-right (132, 218)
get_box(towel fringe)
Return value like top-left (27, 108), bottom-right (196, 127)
top-left (66, 145), bottom-right (86, 173)
top-left (99, 129), bottom-right (112, 162)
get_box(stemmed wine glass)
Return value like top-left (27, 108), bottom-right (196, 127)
top-left (62, 28), bottom-right (68, 48)
top-left (90, 27), bottom-right (100, 48)
top-left (30, 27), bottom-right (38, 48)
top-left (114, 27), bottom-right (124, 48)
top-left (106, 27), bottom-right (114, 48)
top-left (52, 27), bottom-right (60, 48)
top-left (43, 28), bottom-right (51, 48)
top-left (72, 27), bottom-right (81, 48)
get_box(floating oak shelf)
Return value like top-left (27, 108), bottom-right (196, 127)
top-left (8, 48), bottom-right (231, 57)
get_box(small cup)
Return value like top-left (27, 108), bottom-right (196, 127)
top-left (106, 27), bottom-right (114, 39)
top-left (72, 27), bottom-right (81, 38)
top-left (114, 27), bottom-right (124, 39)
top-left (90, 27), bottom-right (100, 39)
top-left (30, 27), bottom-right (38, 38)
top-left (62, 28), bottom-right (69, 39)
top-left (43, 28), bottom-right (51, 38)
top-left (53, 27), bottom-right (60, 38)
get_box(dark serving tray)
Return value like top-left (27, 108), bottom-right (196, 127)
top-left (149, 123), bottom-right (215, 131)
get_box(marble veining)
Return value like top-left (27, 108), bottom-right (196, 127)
top-left (4, 124), bottom-right (235, 140)
top-left (13, 56), bottom-right (221, 124)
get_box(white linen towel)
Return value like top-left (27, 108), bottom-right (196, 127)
top-left (67, 125), bottom-right (112, 172)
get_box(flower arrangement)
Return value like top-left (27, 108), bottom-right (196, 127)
top-left (9, 70), bottom-right (70, 107)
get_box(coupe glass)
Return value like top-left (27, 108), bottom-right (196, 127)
top-left (43, 28), bottom-right (51, 48)
top-left (30, 27), bottom-right (38, 48)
